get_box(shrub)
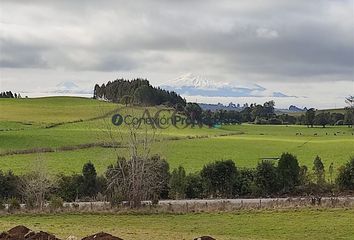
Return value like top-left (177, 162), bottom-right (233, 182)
top-left (110, 194), bottom-right (124, 207)
top-left (237, 169), bottom-right (256, 197)
top-left (201, 160), bottom-right (238, 198)
top-left (8, 197), bottom-right (21, 212)
top-left (277, 153), bottom-right (300, 193)
top-left (336, 157), bottom-right (354, 190)
top-left (0, 199), bottom-right (5, 210)
top-left (169, 166), bottom-right (186, 199)
top-left (185, 173), bottom-right (204, 199)
top-left (49, 196), bottom-right (64, 210)
top-left (255, 161), bottom-right (279, 196)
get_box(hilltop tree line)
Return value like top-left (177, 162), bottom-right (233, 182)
top-left (186, 100), bottom-right (354, 128)
top-left (0, 91), bottom-right (22, 98)
top-left (93, 79), bottom-right (186, 107)
top-left (1, 154), bottom-right (353, 208)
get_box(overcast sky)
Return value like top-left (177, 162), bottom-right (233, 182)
top-left (0, 0), bottom-right (353, 108)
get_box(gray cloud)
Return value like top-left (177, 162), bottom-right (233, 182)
top-left (0, 0), bottom-right (353, 108)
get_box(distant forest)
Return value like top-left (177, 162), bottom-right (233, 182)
top-left (0, 91), bottom-right (21, 98)
top-left (93, 79), bottom-right (186, 107)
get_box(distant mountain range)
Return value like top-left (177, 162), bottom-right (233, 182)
top-left (161, 73), bottom-right (293, 98)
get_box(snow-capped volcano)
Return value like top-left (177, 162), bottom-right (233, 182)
top-left (56, 81), bottom-right (80, 90)
top-left (161, 73), bottom-right (292, 98)
top-left (173, 73), bottom-right (217, 89)
top-left (48, 81), bottom-right (92, 94)
top-left (55, 81), bottom-right (80, 91)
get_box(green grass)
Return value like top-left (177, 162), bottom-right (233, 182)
top-left (157, 134), bottom-right (354, 172)
top-left (0, 209), bottom-right (353, 239)
top-left (0, 96), bottom-right (117, 124)
top-left (1, 97), bottom-right (353, 175)
top-left (0, 148), bottom-right (118, 175)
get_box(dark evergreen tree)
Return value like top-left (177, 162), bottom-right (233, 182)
top-left (255, 161), bottom-right (279, 195)
top-left (169, 166), bottom-right (187, 199)
top-left (313, 156), bottom-right (325, 185)
top-left (82, 162), bottom-right (98, 198)
top-left (277, 153), bottom-right (300, 192)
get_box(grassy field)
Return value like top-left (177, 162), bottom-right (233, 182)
top-left (1, 209), bottom-right (353, 240)
top-left (1, 97), bottom-right (353, 175)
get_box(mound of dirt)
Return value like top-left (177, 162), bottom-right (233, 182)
top-left (81, 232), bottom-right (123, 240)
top-left (194, 236), bottom-right (216, 240)
top-left (0, 232), bottom-right (11, 240)
top-left (7, 226), bottom-right (31, 238)
top-left (0, 226), bottom-right (60, 240)
top-left (26, 231), bottom-right (60, 240)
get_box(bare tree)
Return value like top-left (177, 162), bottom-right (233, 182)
top-left (19, 156), bottom-right (55, 209)
top-left (99, 105), bottom-right (168, 207)
top-left (106, 155), bottom-right (169, 207)
top-left (345, 96), bottom-right (354, 108)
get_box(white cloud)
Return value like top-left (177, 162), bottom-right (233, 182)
top-left (256, 28), bottom-right (279, 39)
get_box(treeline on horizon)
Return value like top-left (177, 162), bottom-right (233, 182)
top-left (0, 91), bottom-right (22, 99)
top-left (201, 104), bottom-right (354, 127)
top-left (92, 79), bottom-right (354, 127)
top-left (1, 154), bottom-right (353, 209)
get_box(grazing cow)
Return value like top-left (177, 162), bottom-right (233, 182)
top-left (314, 133), bottom-right (317, 136)
top-left (334, 133), bottom-right (337, 136)
top-left (194, 237), bottom-right (216, 240)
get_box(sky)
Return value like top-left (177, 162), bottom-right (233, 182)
top-left (0, 0), bottom-right (353, 109)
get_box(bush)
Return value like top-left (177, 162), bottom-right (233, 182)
top-left (277, 153), bottom-right (300, 193)
top-left (8, 197), bottom-right (21, 212)
top-left (268, 118), bottom-right (283, 125)
top-left (336, 157), bottom-right (354, 190)
top-left (237, 169), bottom-right (256, 197)
top-left (49, 196), bottom-right (64, 210)
top-left (56, 174), bottom-right (83, 202)
top-left (0, 170), bottom-right (20, 200)
top-left (0, 199), bottom-right (5, 210)
top-left (110, 194), bottom-right (124, 207)
top-left (201, 160), bottom-right (238, 198)
top-left (185, 173), bottom-right (204, 199)
top-left (169, 166), bottom-right (186, 199)
top-left (255, 161), bottom-right (278, 196)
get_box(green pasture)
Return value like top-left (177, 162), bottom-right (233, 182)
top-left (0, 97), bottom-right (353, 175)
top-left (0, 97), bottom-right (118, 124)
top-left (1, 209), bottom-right (353, 240)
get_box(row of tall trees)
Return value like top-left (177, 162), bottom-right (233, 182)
top-left (198, 102), bottom-right (352, 127)
top-left (93, 79), bottom-right (186, 107)
top-left (303, 108), bottom-right (352, 128)
top-left (0, 91), bottom-right (21, 98)
top-left (2, 154), bottom-right (353, 207)
top-left (169, 155), bottom-right (354, 199)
